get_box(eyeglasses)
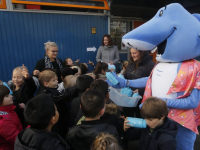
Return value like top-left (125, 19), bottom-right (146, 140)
top-left (50, 50), bottom-right (59, 53)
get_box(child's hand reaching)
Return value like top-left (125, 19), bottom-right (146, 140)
top-left (87, 60), bottom-right (94, 66)
top-left (75, 59), bottom-right (80, 63)
top-left (19, 103), bottom-right (25, 109)
top-left (21, 64), bottom-right (29, 78)
top-left (124, 117), bottom-right (131, 132)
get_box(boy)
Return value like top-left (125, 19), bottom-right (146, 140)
top-left (67, 89), bottom-right (119, 150)
top-left (37, 70), bottom-right (76, 138)
top-left (70, 75), bottom-right (94, 125)
top-left (123, 97), bottom-right (177, 150)
top-left (14, 94), bottom-right (69, 150)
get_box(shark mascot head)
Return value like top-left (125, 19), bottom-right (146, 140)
top-left (122, 3), bottom-right (200, 62)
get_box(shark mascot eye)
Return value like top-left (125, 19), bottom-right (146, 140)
top-left (109, 3), bottom-right (200, 150)
top-left (159, 10), bottom-right (163, 17)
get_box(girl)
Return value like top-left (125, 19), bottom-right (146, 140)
top-left (63, 58), bottom-right (80, 68)
top-left (0, 85), bottom-right (23, 150)
top-left (93, 62), bottom-right (108, 80)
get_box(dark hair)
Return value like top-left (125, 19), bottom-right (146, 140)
top-left (0, 85), bottom-right (10, 105)
top-left (79, 63), bottom-right (88, 74)
top-left (129, 48), bottom-right (146, 70)
top-left (102, 34), bottom-right (114, 46)
top-left (81, 89), bottom-right (105, 118)
top-left (24, 94), bottom-right (56, 130)
top-left (62, 58), bottom-right (71, 67)
top-left (76, 75), bottom-right (94, 93)
top-left (93, 62), bottom-right (108, 78)
top-left (90, 80), bottom-right (108, 98)
top-left (91, 133), bottom-right (122, 150)
top-left (141, 96), bottom-right (168, 119)
top-left (61, 67), bottom-right (74, 79)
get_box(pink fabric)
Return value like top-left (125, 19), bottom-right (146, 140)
top-left (0, 105), bottom-right (23, 150)
top-left (142, 59), bottom-right (200, 134)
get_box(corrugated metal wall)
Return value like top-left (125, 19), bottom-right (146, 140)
top-left (0, 11), bottom-right (108, 81)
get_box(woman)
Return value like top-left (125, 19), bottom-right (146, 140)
top-left (123, 48), bottom-right (155, 118)
top-left (96, 34), bottom-right (119, 65)
top-left (33, 41), bottom-right (63, 82)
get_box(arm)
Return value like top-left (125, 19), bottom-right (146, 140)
top-left (24, 76), bottom-right (37, 97)
top-left (165, 88), bottom-right (200, 109)
top-left (34, 59), bottom-right (45, 72)
top-left (159, 140), bottom-right (176, 150)
top-left (112, 46), bottom-right (120, 64)
top-left (96, 47), bottom-right (102, 62)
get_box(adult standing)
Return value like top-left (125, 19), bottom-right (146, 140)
top-left (33, 41), bottom-right (63, 83)
top-left (123, 48), bottom-right (155, 118)
top-left (96, 34), bottom-right (119, 65)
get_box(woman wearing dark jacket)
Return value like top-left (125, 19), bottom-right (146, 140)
top-left (33, 41), bottom-right (63, 83)
top-left (123, 48), bottom-right (155, 118)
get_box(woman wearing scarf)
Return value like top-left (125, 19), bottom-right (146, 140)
top-left (33, 41), bottom-right (63, 83)
top-left (96, 34), bottom-right (119, 65)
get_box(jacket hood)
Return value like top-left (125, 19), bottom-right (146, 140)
top-left (15, 127), bottom-right (68, 150)
top-left (150, 117), bottom-right (178, 138)
top-left (105, 103), bottom-right (117, 114)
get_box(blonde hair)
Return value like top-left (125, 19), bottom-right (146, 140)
top-left (91, 133), bottom-right (122, 150)
top-left (71, 66), bottom-right (81, 75)
top-left (44, 41), bottom-right (57, 51)
top-left (63, 75), bottom-right (77, 89)
top-left (122, 61), bottom-right (129, 69)
top-left (38, 70), bottom-right (57, 86)
top-left (13, 66), bottom-right (23, 72)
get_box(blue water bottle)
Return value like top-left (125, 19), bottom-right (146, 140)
top-left (120, 87), bottom-right (132, 97)
top-left (106, 72), bottom-right (119, 85)
top-left (127, 117), bottom-right (147, 128)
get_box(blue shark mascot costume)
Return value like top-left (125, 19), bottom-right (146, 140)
top-left (107, 3), bottom-right (200, 150)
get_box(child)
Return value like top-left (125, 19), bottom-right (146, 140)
top-left (66, 89), bottom-right (119, 150)
top-left (14, 94), bottom-right (69, 150)
top-left (120, 61), bottom-right (128, 75)
top-left (37, 70), bottom-right (76, 138)
top-left (79, 63), bottom-right (89, 74)
top-left (63, 75), bottom-right (77, 89)
top-left (63, 58), bottom-right (80, 68)
top-left (71, 66), bottom-right (81, 76)
top-left (93, 62), bottom-right (108, 80)
top-left (70, 75), bottom-right (94, 125)
top-left (123, 97), bottom-right (177, 150)
top-left (91, 133), bottom-right (122, 150)
top-left (0, 85), bottom-right (23, 150)
top-left (10, 65), bottom-right (37, 128)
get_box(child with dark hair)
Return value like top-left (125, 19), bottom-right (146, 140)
top-left (91, 133), bottom-right (122, 150)
top-left (70, 75), bottom-right (94, 125)
top-left (37, 70), bottom-right (76, 138)
top-left (93, 62), bottom-right (108, 80)
top-left (63, 58), bottom-right (80, 68)
top-left (0, 85), bottom-right (23, 150)
top-left (123, 97), bottom-right (177, 150)
top-left (9, 65), bottom-right (37, 128)
top-left (79, 63), bottom-right (89, 74)
top-left (67, 89), bottom-right (119, 150)
top-left (14, 94), bottom-right (69, 150)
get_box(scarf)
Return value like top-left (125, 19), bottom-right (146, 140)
top-left (45, 55), bottom-right (62, 70)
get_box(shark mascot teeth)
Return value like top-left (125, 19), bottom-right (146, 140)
top-left (107, 3), bottom-right (200, 150)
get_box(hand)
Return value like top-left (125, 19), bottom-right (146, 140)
top-left (124, 117), bottom-right (131, 132)
top-left (133, 89), bottom-right (138, 93)
top-left (106, 72), bottom-right (127, 88)
top-left (21, 64), bottom-right (29, 78)
top-left (119, 115), bottom-right (125, 120)
top-left (87, 60), bottom-right (94, 66)
top-left (110, 61), bottom-right (114, 65)
top-left (75, 59), bottom-right (80, 63)
top-left (19, 103), bottom-right (25, 109)
top-left (33, 70), bottom-right (40, 76)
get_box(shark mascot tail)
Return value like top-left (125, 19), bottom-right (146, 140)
top-left (121, 3), bottom-right (200, 150)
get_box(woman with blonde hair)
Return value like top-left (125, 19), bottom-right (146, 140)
top-left (33, 41), bottom-right (63, 82)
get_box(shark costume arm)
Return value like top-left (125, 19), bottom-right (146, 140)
top-left (106, 72), bottom-right (148, 88)
top-left (160, 88), bottom-right (200, 109)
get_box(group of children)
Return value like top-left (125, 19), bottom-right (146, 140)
top-left (0, 59), bottom-right (178, 150)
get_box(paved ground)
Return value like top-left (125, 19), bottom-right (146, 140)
top-left (126, 126), bottom-right (200, 150)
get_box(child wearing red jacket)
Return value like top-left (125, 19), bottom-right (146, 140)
top-left (0, 85), bottom-right (23, 150)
